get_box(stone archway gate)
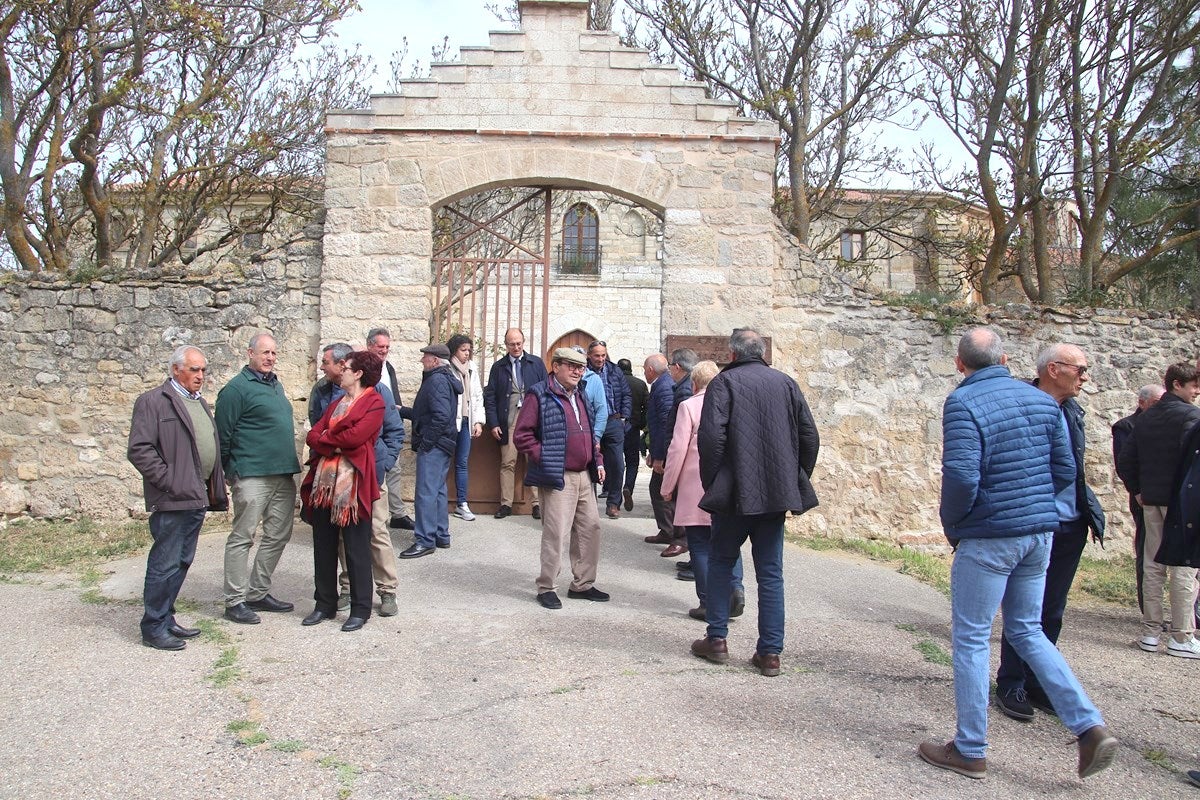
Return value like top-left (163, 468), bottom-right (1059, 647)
top-left (322, 0), bottom-right (780, 392)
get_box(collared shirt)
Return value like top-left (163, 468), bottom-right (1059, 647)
top-left (248, 368), bottom-right (277, 384)
top-left (169, 378), bottom-right (202, 401)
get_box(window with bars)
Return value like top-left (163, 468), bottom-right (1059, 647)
top-left (560, 203), bottom-right (601, 274)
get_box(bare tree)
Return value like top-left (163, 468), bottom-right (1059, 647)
top-left (623, 0), bottom-right (931, 244)
top-left (0, 0), bottom-right (370, 275)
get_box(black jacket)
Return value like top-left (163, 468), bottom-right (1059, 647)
top-left (483, 353), bottom-right (547, 444)
top-left (623, 371), bottom-right (649, 431)
top-left (1117, 392), bottom-right (1200, 505)
top-left (1157, 422), bottom-right (1200, 566)
top-left (697, 357), bottom-right (819, 516)
top-left (1061, 396), bottom-right (1106, 543)
top-left (403, 365), bottom-right (462, 455)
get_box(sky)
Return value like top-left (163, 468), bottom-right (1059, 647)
top-left (332, 0), bottom-right (506, 91)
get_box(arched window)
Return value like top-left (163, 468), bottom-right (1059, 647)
top-left (561, 203), bottom-right (600, 274)
top-left (622, 209), bottom-right (646, 257)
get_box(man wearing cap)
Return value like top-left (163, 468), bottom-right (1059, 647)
top-left (398, 343), bottom-right (462, 559)
top-left (513, 347), bottom-right (609, 609)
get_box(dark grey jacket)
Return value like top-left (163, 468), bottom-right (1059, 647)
top-left (697, 357), bottom-right (819, 516)
top-left (1117, 392), bottom-right (1200, 506)
top-left (127, 380), bottom-right (228, 512)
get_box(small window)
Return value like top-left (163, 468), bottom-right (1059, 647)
top-left (561, 203), bottom-right (600, 274)
top-left (840, 230), bottom-right (866, 261)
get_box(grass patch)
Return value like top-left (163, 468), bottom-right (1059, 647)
top-left (194, 618), bottom-right (231, 645)
top-left (226, 718), bottom-right (268, 746)
top-left (1144, 748), bottom-right (1175, 772)
top-left (319, 757), bottom-right (362, 800)
top-left (895, 623), bottom-right (918, 633)
top-left (208, 646), bottom-right (242, 688)
top-left (1073, 553), bottom-right (1137, 607)
top-left (0, 518), bottom-right (148, 574)
top-left (551, 684), bottom-right (582, 695)
top-left (270, 739), bottom-right (307, 753)
top-left (914, 639), bottom-right (952, 665)
top-left (793, 533), bottom-right (951, 596)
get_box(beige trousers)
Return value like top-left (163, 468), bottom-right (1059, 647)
top-left (500, 391), bottom-right (538, 508)
top-left (1142, 504), bottom-right (1199, 642)
top-left (338, 491), bottom-right (398, 597)
top-left (536, 470), bottom-right (602, 593)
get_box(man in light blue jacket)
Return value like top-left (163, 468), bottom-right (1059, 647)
top-left (918, 327), bottom-right (1117, 782)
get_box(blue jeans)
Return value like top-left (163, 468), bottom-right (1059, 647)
top-left (453, 416), bottom-right (472, 505)
top-left (684, 525), bottom-right (743, 607)
top-left (706, 512), bottom-right (785, 655)
top-left (414, 446), bottom-right (451, 548)
top-left (951, 534), bottom-right (1105, 759)
top-left (141, 508), bottom-right (206, 638)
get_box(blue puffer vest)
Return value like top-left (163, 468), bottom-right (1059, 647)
top-left (523, 380), bottom-right (595, 490)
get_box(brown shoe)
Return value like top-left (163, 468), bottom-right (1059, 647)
top-left (644, 533), bottom-right (672, 544)
top-left (1076, 725), bottom-right (1118, 779)
top-left (917, 740), bottom-right (986, 779)
top-left (688, 606), bottom-right (706, 620)
top-left (660, 543), bottom-right (688, 558)
top-left (751, 652), bottom-right (781, 677)
top-left (606, 505), bottom-right (620, 519)
top-left (691, 636), bottom-right (729, 664)
top-left (623, 488), bottom-right (633, 511)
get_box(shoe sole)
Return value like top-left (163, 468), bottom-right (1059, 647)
top-left (994, 697), bottom-right (1035, 722)
top-left (1166, 646), bottom-right (1200, 659)
top-left (223, 613), bottom-right (261, 625)
top-left (1079, 736), bottom-right (1118, 778)
top-left (1138, 640), bottom-right (1160, 652)
top-left (918, 748), bottom-right (986, 779)
top-left (142, 639), bottom-right (185, 651)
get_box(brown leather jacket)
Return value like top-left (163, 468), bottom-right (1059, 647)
top-left (127, 380), bottom-right (228, 512)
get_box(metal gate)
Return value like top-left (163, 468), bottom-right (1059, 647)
top-left (432, 187), bottom-right (553, 367)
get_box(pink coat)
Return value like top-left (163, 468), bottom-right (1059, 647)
top-left (660, 390), bottom-right (710, 527)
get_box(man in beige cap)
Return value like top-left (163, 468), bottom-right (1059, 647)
top-left (513, 347), bottom-right (609, 609)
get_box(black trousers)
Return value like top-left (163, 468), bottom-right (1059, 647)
top-left (623, 427), bottom-right (642, 492)
top-left (311, 507), bottom-right (373, 619)
top-left (995, 518), bottom-right (1089, 693)
top-left (649, 468), bottom-right (683, 543)
top-left (599, 417), bottom-right (626, 508)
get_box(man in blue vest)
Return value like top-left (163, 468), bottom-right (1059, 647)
top-left (513, 347), bottom-right (608, 610)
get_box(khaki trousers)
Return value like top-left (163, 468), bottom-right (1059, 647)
top-left (223, 474), bottom-right (296, 606)
top-left (536, 470), bottom-right (602, 593)
top-left (1142, 505), bottom-right (1199, 641)
top-left (338, 492), bottom-right (398, 597)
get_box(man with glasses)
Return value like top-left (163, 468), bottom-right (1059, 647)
top-left (585, 341), bottom-right (631, 519)
top-left (484, 328), bottom-right (547, 519)
top-left (994, 344), bottom-right (1106, 721)
top-left (513, 348), bottom-right (609, 609)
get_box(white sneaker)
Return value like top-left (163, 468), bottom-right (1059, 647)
top-left (1167, 637), bottom-right (1200, 659)
top-left (1138, 635), bottom-right (1160, 652)
top-left (455, 503), bottom-right (476, 521)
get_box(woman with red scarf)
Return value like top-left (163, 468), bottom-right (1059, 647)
top-left (300, 349), bottom-right (385, 632)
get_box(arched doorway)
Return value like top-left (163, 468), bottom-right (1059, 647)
top-left (545, 328), bottom-right (597, 365)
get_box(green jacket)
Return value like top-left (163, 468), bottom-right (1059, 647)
top-left (215, 366), bottom-right (301, 479)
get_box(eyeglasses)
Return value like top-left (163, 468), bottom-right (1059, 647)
top-left (588, 340), bottom-right (606, 349)
top-left (1053, 361), bottom-right (1088, 376)
top-left (558, 362), bottom-right (586, 372)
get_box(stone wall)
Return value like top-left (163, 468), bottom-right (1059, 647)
top-left (773, 245), bottom-right (1200, 550)
top-left (0, 223), bottom-right (324, 519)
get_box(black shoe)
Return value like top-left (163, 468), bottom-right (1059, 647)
top-left (623, 488), bottom-right (634, 511)
top-left (567, 587), bottom-right (610, 602)
top-left (1187, 769), bottom-right (1200, 788)
top-left (341, 616), bottom-right (366, 632)
top-left (142, 632), bottom-right (186, 651)
top-left (676, 561), bottom-right (692, 571)
top-left (245, 594), bottom-right (293, 613)
top-left (531, 505), bottom-right (541, 520)
top-left (435, 541), bottom-right (451, 549)
top-left (389, 515), bottom-right (415, 530)
top-left (537, 591), bottom-right (562, 609)
top-left (730, 589), bottom-right (746, 618)
top-left (399, 543), bottom-right (435, 559)
top-left (167, 623), bottom-right (201, 639)
top-left (995, 687), bottom-right (1036, 721)
top-left (676, 569), bottom-right (695, 582)
top-left (494, 505), bottom-right (512, 519)
top-left (1025, 686), bottom-right (1057, 717)
top-left (302, 609), bottom-right (334, 626)
top-left (223, 603), bottom-right (261, 625)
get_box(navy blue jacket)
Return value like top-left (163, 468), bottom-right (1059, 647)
top-left (483, 353), bottom-right (547, 444)
top-left (646, 370), bottom-right (675, 462)
top-left (697, 357), bottom-right (819, 517)
top-left (940, 365), bottom-right (1074, 540)
top-left (1158, 422), bottom-right (1200, 566)
top-left (1060, 395), bottom-right (1106, 543)
top-left (663, 371), bottom-right (693, 455)
top-left (404, 365), bottom-right (462, 455)
top-left (589, 360), bottom-right (632, 420)
top-left (517, 380), bottom-right (600, 490)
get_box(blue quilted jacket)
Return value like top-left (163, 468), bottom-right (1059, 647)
top-left (940, 365), bottom-right (1075, 540)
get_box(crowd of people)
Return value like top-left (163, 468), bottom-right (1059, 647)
top-left (125, 321), bottom-right (1200, 785)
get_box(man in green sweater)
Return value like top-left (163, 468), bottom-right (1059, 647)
top-left (215, 332), bottom-right (302, 624)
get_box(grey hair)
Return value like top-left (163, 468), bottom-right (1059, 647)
top-left (729, 328), bottom-right (766, 361)
top-left (644, 353), bottom-right (668, 375)
top-left (366, 327), bottom-right (390, 345)
top-left (957, 327), bottom-right (1005, 370)
top-left (248, 331), bottom-right (275, 351)
top-left (322, 342), bottom-right (354, 363)
top-left (169, 345), bottom-right (204, 374)
top-left (1138, 384), bottom-right (1166, 404)
top-left (669, 348), bottom-right (698, 373)
top-left (1035, 342), bottom-right (1080, 374)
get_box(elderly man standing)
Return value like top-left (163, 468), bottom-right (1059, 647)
top-left (1112, 384), bottom-right (1166, 613)
top-left (995, 344), bottom-right (1106, 721)
top-left (399, 343), bottom-right (462, 559)
top-left (586, 341), bottom-right (631, 519)
top-left (689, 329), bottom-right (819, 677)
top-left (367, 328), bottom-right (415, 531)
top-left (128, 346), bottom-right (227, 651)
top-left (514, 347), bottom-right (608, 609)
top-left (918, 327), bottom-right (1115, 781)
top-left (215, 332), bottom-right (302, 625)
top-left (484, 328), bottom-right (548, 520)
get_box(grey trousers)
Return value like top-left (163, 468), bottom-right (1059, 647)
top-left (223, 474), bottom-right (297, 606)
